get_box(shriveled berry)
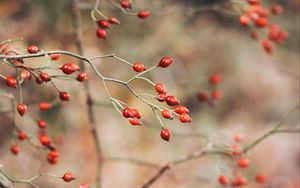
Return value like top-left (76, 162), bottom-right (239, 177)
top-left (27, 45), bottom-right (39, 54)
top-left (133, 62), bottom-right (146, 72)
top-left (250, 31), bottom-right (259, 40)
top-left (137, 10), bottom-right (150, 19)
top-left (160, 128), bottom-right (171, 142)
top-left (218, 175), bottom-right (229, 185)
top-left (17, 103), bottom-right (27, 116)
top-left (122, 108), bottom-right (133, 118)
top-left (97, 20), bottom-right (110, 29)
top-left (158, 57), bottom-right (174, 68)
top-left (5, 76), bottom-right (17, 88)
top-left (165, 96), bottom-right (179, 106)
top-left (174, 105), bottom-right (189, 114)
top-left (161, 110), bottom-right (173, 119)
top-left (196, 92), bottom-right (208, 102)
top-left (39, 102), bottom-right (52, 111)
top-left (18, 131), bottom-right (27, 140)
top-left (76, 72), bottom-right (88, 82)
top-left (155, 83), bottom-right (167, 94)
top-left (96, 29), bottom-right (107, 39)
top-left (59, 91), bottom-right (70, 101)
top-left (179, 113), bottom-right (192, 123)
top-left (63, 172), bottom-right (75, 182)
top-left (128, 117), bottom-right (141, 126)
top-left (10, 144), bottom-right (20, 155)
top-left (108, 16), bottom-right (120, 25)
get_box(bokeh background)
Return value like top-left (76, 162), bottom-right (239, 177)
top-left (0, 0), bottom-right (299, 187)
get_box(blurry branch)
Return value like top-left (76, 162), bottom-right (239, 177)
top-left (242, 103), bottom-right (300, 153)
top-left (104, 157), bottom-right (159, 168)
top-left (70, 0), bottom-right (104, 187)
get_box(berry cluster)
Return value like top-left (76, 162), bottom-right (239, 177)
top-left (239, 0), bottom-right (287, 54)
top-left (196, 73), bottom-right (223, 103)
top-left (218, 134), bottom-right (267, 187)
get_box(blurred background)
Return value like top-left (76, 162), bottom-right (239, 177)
top-left (0, 0), bottom-right (299, 187)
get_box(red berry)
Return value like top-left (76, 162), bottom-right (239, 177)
top-left (76, 72), bottom-right (88, 82)
top-left (247, 0), bottom-right (260, 5)
top-left (128, 117), bottom-right (141, 126)
top-left (155, 83), bottom-right (167, 94)
top-left (47, 150), bottom-right (59, 165)
top-left (232, 176), bottom-right (247, 186)
top-left (39, 72), bottom-right (51, 82)
top-left (234, 133), bottom-right (242, 142)
top-left (209, 74), bottom-right (221, 85)
top-left (271, 4), bottom-right (283, 15)
top-left (5, 76), bottom-right (17, 88)
top-left (131, 108), bottom-right (141, 119)
top-left (157, 93), bottom-right (167, 102)
top-left (165, 96), bottom-right (179, 106)
top-left (211, 90), bottom-right (223, 100)
top-left (17, 103), bottom-right (27, 116)
top-left (179, 113), bottom-right (192, 123)
top-left (255, 173), bottom-right (266, 184)
top-left (174, 105), bottom-right (189, 114)
top-left (61, 63), bottom-right (76, 74)
top-left (37, 120), bottom-right (47, 128)
top-left (10, 144), bottom-right (20, 155)
top-left (218, 175), bottom-right (229, 185)
top-left (160, 128), bottom-right (171, 142)
top-left (96, 29), bottom-right (107, 39)
top-left (120, 0), bottom-right (131, 9)
top-left (158, 57), bottom-right (174, 68)
top-left (231, 144), bottom-right (242, 156)
top-left (59, 91), bottom-right (70, 101)
top-left (237, 157), bottom-right (250, 168)
top-left (40, 135), bottom-right (51, 146)
top-left (27, 45), bottom-right (39, 54)
top-left (122, 108), bottom-right (133, 118)
top-left (97, 20), bottom-right (110, 29)
top-left (137, 10), bottom-right (150, 19)
top-left (240, 15), bottom-right (250, 27)
top-left (20, 70), bottom-right (31, 80)
top-left (161, 110), bottom-right (173, 119)
top-left (133, 62), bottom-right (146, 72)
top-left (39, 102), bottom-right (52, 111)
top-left (36, 77), bottom-right (44, 84)
top-left (196, 92), bottom-right (208, 103)
top-left (262, 39), bottom-right (273, 54)
top-left (108, 16), bottom-right (120, 25)
top-left (78, 184), bottom-right (91, 188)
top-left (255, 17), bottom-right (268, 28)
top-left (62, 172), bottom-right (75, 182)
top-left (18, 131), bottom-right (27, 140)
top-left (50, 53), bottom-right (61, 61)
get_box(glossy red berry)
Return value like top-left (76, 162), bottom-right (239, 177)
top-left (211, 90), bottom-right (223, 100)
top-left (40, 135), bottom-right (51, 146)
top-left (160, 128), bottom-right (171, 142)
top-left (47, 150), bottom-right (59, 165)
top-left (76, 72), bottom-right (88, 82)
top-left (50, 53), bottom-right (61, 61)
top-left (27, 45), bottom-right (39, 54)
top-left (39, 72), bottom-right (51, 82)
top-left (61, 63), bottom-right (76, 74)
top-left (158, 57), bottom-right (174, 68)
top-left (120, 0), bottom-right (131, 9)
top-left (255, 173), bottom-right (266, 184)
top-left (174, 105), bottom-right (189, 114)
top-left (108, 16), bottom-right (120, 25)
top-left (209, 74), bottom-right (221, 85)
top-left (63, 172), bottom-right (75, 182)
top-left (5, 76), bottom-right (17, 88)
top-left (59, 91), bottom-right (70, 101)
top-left (262, 39), bottom-right (273, 54)
top-left (237, 157), bottom-right (250, 168)
top-left (96, 29), bottom-right (107, 39)
top-left (128, 117), bottom-right (141, 126)
top-left (240, 15), bottom-right (250, 27)
top-left (165, 96), bottom-right (179, 106)
top-left (137, 10), bottom-right (150, 19)
top-left (255, 17), bottom-right (268, 28)
top-left (97, 20), bottom-right (110, 29)
top-left (133, 62), bottom-right (146, 72)
top-left (161, 110), bottom-right (173, 120)
top-left (157, 93), bottom-right (167, 102)
top-left (196, 92), bottom-right (208, 103)
top-left (18, 131), bottom-right (27, 140)
top-left (39, 102), bottom-right (52, 111)
top-left (131, 108), bottom-right (141, 119)
top-left (122, 108), bottom-right (133, 118)
top-left (10, 144), bottom-right (20, 155)
top-left (17, 103), bottom-right (27, 116)
top-left (179, 113), bottom-right (192, 123)
top-left (155, 83), bottom-right (167, 94)
top-left (37, 120), bottom-right (47, 128)
top-left (218, 175), bottom-right (229, 185)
